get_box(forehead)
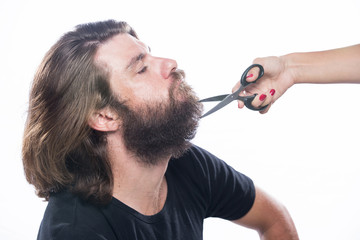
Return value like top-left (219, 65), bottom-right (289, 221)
top-left (95, 33), bottom-right (147, 72)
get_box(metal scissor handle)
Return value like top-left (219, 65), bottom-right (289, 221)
top-left (199, 64), bottom-right (267, 118)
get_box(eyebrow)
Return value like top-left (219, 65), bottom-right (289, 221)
top-left (126, 53), bottom-right (146, 70)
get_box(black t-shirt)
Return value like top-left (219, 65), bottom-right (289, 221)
top-left (37, 145), bottom-right (255, 240)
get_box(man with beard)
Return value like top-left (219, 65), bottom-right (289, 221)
top-left (22, 20), bottom-right (298, 240)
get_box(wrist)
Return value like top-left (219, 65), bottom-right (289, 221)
top-left (279, 53), bottom-right (298, 87)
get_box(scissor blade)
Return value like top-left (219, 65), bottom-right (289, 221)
top-left (200, 93), bottom-right (237, 118)
top-left (199, 94), bottom-right (228, 102)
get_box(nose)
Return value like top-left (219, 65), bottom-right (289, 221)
top-left (159, 58), bottom-right (178, 79)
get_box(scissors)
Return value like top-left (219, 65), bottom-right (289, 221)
top-left (199, 64), bottom-right (268, 118)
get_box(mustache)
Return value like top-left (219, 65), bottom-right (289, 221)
top-left (169, 69), bottom-right (186, 81)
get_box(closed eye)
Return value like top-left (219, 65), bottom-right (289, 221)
top-left (138, 66), bottom-right (147, 74)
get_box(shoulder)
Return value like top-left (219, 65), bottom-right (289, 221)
top-left (167, 144), bottom-right (248, 197)
top-left (37, 191), bottom-right (115, 240)
top-left (169, 145), bottom-right (256, 220)
top-left (39, 223), bottom-right (109, 240)
top-left (166, 145), bottom-right (223, 195)
top-left (169, 144), bottom-right (236, 179)
top-left (170, 144), bottom-right (220, 169)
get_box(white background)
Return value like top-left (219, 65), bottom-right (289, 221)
top-left (1, 0), bottom-right (359, 239)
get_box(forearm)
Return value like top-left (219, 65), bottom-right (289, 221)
top-left (282, 44), bottom-right (360, 84)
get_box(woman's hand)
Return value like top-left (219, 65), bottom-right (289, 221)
top-left (232, 56), bottom-right (295, 114)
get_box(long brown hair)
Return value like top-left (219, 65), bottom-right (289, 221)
top-left (22, 20), bottom-right (138, 205)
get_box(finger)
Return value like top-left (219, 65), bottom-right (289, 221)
top-left (259, 103), bottom-right (272, 114)
top-left (251, 93), bottom-right (268, 108)
top-left (237, 100), bottom-right (245, 109)
top-left (256, 88), bottom-right (276, 114)
top-left (233, 66), bottom-right (261, 94)
top-left (232, 81), bottom-right (241, 93)
top-left (258, 89), bottom-right (275, 108)
top-left (245, 67), bottom-right (261, 83)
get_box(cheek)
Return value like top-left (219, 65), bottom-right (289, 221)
top-left (127, 83), bottom-right (171, 107)
top-left (112, 71), bottom-right (172, 106)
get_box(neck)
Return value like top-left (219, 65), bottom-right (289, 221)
top-left (107, 133), bottom-right (170, 215)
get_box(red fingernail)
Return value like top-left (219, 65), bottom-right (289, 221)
top-left (270, 89), bottom-right (276, 96)
top-left (246, 74), bottom-right (253, 78)
top-left (259, 94), bottom-right (267, 101)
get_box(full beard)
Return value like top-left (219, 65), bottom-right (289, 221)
top-left (116, 70), bottom-right (203, 166)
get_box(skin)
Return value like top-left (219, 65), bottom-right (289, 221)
top-left (233, 44), bottom-right (360, 114)
top-left (90, 33), bottom-right (299, 238)
top-left (94, 34), bottom-right (179, 107)
top-left (233, 187), bottom-right (298, 240)
top-left (91, 34), bottom-right (177, 215)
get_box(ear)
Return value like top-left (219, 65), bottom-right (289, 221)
top-left (88, 108), bottom-right (120, 132)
